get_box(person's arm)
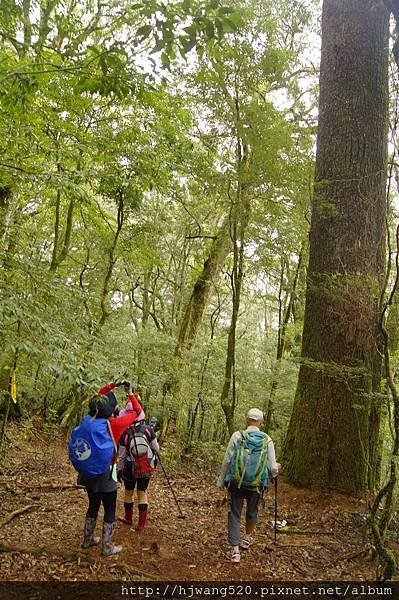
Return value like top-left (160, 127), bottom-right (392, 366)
top-left (150, 438), bottom-right (160, 453)
top-left (127, 391), bottom-right (142, 414)
top-left (267, 440), bottom-right (279, 478)
top-left (119, 401), bottom-right (132, 417)
top-left (217, 432), bottom-right (240, 487)
top-left (108, 396), bottom-right (142, 442)
top-left (117, 444), bottom-right (126, 472)
top-left (98, 382), bottom-right (117, 395)
top-left (147, 428), bottom-right (160, 453)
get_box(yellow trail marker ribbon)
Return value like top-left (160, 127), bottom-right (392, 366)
top-left (10, 369), bottom-right (17, 403)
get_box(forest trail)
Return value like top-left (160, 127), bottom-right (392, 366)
top-left (0, 427), bottom-right (387, 582)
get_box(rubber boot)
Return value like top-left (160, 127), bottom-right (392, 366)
top-left (102, 521), bottom-right (122, 556)
top-left (137, 504), bottom-right (148, 532)
top-left (117, 502), bottom-right (133, 525)
top-left (82, 516), bottom-right (100, 548)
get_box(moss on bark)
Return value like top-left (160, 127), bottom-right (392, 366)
top-left (284, 0), bottom-right (389, 493)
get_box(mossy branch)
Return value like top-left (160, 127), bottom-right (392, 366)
top-left (369, 223), bottom-right (399, 579)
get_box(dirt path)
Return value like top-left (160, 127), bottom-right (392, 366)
top-left (0, 428), bottom-right (391, 582)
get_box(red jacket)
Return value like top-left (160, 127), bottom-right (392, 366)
top-left (98, 382), bottom-right (142, 443)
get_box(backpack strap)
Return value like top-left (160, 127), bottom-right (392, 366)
top-left (263, 434), bottom-right (271, 448)
top-left (236, 431), bottom-right (251, 489)
top-left (106, 420), bottom-right (118, 480)
top-left (254, 434), bottom-right (272, 489)
top-left (143, 425), bottom-right (155, 441)
top-left (123, 425), bottom-right (136, 453)
top-left (107, 421), bottom-right (118, 462)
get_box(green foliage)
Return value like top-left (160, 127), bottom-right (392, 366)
top-left (134, 0), bottom-right (245, 62)
top-left (0, 0), bottom-right (317, 451)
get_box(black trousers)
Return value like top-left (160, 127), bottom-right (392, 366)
top-left (86, 489), bottom-right (117, 523)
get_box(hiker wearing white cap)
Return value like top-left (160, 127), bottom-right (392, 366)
top-left (217, 408), bottom-right (279, 563)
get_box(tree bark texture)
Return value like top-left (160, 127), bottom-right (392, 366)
top-left (175, 216), bottom-right (232, 356)
top-left (264, 249), bottom-right (303, 432)
top-left (284, 0), bottom-right (389, 492)
top-left (220, 137), bottom-right (251, 435)
top-left (173, 216), bottom-right (232, 435)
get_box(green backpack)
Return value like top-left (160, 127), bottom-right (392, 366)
top-left (226, 430), bottom-right (271, 490)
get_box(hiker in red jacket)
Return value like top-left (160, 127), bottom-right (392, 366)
top-left (77, 380), bottom-right (142, 556)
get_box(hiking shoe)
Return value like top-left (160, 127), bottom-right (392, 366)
top-left (240, 534), bottom-right (253, 549)
top-left (227, 547), bottom-right (241, 563)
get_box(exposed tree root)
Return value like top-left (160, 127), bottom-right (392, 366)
top-left (0, 505), bottom-right (37, 526)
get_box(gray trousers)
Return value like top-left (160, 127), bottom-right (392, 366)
top-left (227, 483), bottom-right (261, 546)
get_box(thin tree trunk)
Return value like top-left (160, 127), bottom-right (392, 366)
top-left (264, 249), bottom-right (304, 431)
top-left (0, 187), bottom-right (15, 245)
top-left (369, 224), bottom-right (399, 579)
top-left (50, 143), bottom-right (81, 272)
top-left (0, 326), bottom-right (20, 452)
top-left (188, 303), bottom-right (221, 442)
top-left (98, 193), bottom-right (124, 327)
top-left (50, 149), bottom-right (76, 272)
top-left (173, 215), bottom-right (232, 436)
top-left (220, 207), bottom-right (249, 434)
top-left (175, 216), bottom-right (232, 356)
top-left (220, 129), bottom-right (251, 434)
top-left (22, 0), bottom-right (32, 49)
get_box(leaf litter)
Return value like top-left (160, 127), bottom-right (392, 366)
top-left (0, 425), bottom-right (395, 582)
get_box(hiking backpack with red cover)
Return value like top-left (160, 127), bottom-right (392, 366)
top-left (122, 423), bottom-right (155, 478)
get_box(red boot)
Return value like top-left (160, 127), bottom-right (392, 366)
top-left (118, 502), bottom-right (133, 525)
top-left (137, 503), bottom-right (148, 531)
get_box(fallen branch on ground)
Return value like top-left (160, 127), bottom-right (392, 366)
top-left (0, 543), bottom-right (96, 563)
top-left (106, 561), bottom-right (157, 580)
top-left (0, 504), bottom-right (37, 526)
top-left (0, 544), bottom-right (156, 579)
top-left (342, 546), bottom-right (371, 561)
top-left (278, 529), bottom-right (335, 536)
top-left (291, 560), bottom-right (308, 576)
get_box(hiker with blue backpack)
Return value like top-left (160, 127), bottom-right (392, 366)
top-left (68, 380), bottom-right (142, 556)
top-left (217, 408), bottom-right (279, 563)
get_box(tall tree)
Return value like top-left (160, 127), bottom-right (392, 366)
top-left (284, 0), bottom-right (389, 492)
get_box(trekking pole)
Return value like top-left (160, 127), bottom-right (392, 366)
top-left (274, 476), bottom-right (278, 545)
top-left (156, 452), bottom-right (187, 520)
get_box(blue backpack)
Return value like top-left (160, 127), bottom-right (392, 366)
top-left (225, 430), bottom-right (271, 490)
top-left (68, 415), bottom-right (115, 478)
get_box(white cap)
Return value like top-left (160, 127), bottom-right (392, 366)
top-left (247, 408), bottom-right (264, 421)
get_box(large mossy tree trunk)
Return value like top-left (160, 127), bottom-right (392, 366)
top-left (284, 0), bottom-right (389, 493)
